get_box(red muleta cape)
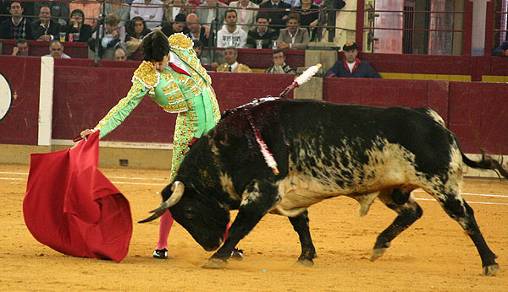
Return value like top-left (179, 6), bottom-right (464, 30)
top-left (23, 131), bottom-right (132, 262)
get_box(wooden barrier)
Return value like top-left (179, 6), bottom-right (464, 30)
top-left (0, 56), bottom-right (41, 145)
top-left (1, 56), bottom-right (507, 156)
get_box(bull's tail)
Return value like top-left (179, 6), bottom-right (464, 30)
top-left (462, 151), bottom-right (508, 179)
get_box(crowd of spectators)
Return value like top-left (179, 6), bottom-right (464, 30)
top-left (0, 0), bottom-right (381, 78)
top-left (0, 0), bottom-right (325, 52)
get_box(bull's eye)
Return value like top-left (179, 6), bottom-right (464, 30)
top-left (184, 207), bottom-right (193, 219)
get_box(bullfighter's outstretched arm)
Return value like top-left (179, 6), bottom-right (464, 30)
top-left (94, 79), bottom-right (149, 139)
top-left (94, 61), bottom-right (158, 138)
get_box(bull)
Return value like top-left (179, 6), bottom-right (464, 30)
top-left (140, 98), bottom-right (507, 276)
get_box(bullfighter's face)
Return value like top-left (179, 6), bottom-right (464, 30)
top-left (163, 184), bottom-right (230, 251)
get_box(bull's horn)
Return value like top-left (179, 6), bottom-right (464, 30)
top-left (166, 181), bottom-right (185, 207)
top-left (138, 181), bottom-right (185, 223)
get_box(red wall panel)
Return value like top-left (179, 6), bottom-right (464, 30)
top-left (361, 53), bottom-right (473, 75)
top-left (323, 78), bottom-right (449, 122)
top-left (211, 72), bottom-right (294, 110)
top-left (52, 65), bottom-right (175, 143)
top-left (0, 56), bottom-right (40, 145)
top-left (448, 82), bottom-right (508, 154)
top-left (52, 67), bottom-right (295, 143)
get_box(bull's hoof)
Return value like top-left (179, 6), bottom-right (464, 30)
top-left (483, 264), bottom-right (499, 276)
top-left (370, 248), bottom-right (387, 261)
top-left (230, 248), bottom-right (244, 261)
top-left (202, 258), bottom-right (227, 269)
top-left (297, 258), bottom-right (314, 267)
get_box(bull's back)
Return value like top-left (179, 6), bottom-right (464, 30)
top-left (267, 100), bottom-right (455, 186)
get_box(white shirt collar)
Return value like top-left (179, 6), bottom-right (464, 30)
top-left (169, 51), bottom-right (191, 74)
top-left (228, 62), bottom-right (238, 71)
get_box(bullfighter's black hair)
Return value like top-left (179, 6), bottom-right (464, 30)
top-left (142, 30), bottom-right (170, 62)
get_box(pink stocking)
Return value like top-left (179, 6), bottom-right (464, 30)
top-left (156, 211), bottom-right (174, 250)
top-left (223, 222), bottom-right (231, 241)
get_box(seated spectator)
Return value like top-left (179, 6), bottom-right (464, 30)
top-left (126, 16), bottom-right (151, 41)
top-left (88, 14), bottom-right (125, 59)
top-left (296, 0), bottom-right (319, 40)
top-left (45, 40), bottom-right (71, 59)
top-left (161, 12), bottom-right (189, 36)
top-left (276, 15), bottom-right (309, 49)
top-left (103, 0), bottom-right (131, 27)
top-left (63, 9), bottom-right (93, 43)
top-left (34, 1), bottom-right (69, 26)
top-left (216, 47), bottom-right (252, 72)
top-left (125, 37), bottom-right (144, 60)
top-left (282, 0), bottom-right (300, 7)
top-left (102, 14), bottom-right (125, 58)
top-left (185, 13), bottom-right (209, 46)
top-left (493, 41), bottom-right (508, 57)
top-left (32, 5), bottom-right (61, 41)
top-left (265, 49), bottom-right (295, 74)
top-left (258, 0), bottom-right (291, 32)
top-left (229, 0), bottom-right (258, 32)
top-left (193, 40), bottom-right (210, 64)
top-left (326, 42), bottom-right (381, 78)
top-left (197, 0), bottom-right (228, 27)
top-left (130, 0), bottom-right (164, 30)
top-left (217, 9), bottom-right (247, 48)
top-left (114, 47), bottom-right (128, 61)
top-left (0, 1), bottom-right (32, 40)
top-left (163, 0), bottom-right (193, 22)
top-left (11, 38), bottom-right (29, 56)
top-left (247, 15), bottom-right (277, 48)
top-left (124, 16), bottom-right (149, 59)
top-left (69, 0), bottom-right (101, 29)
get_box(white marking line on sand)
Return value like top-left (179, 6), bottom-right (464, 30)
top-left (0, 177), bottom-right (166, 186)
top-left (414, 197), bottom-right (508, 206)
top-left (413, 190), bottom-right (508, 199)
top-left (111, 181), bottom-right (166, 186)
top-left (2, 176), bottom-right (507, 206)
top-left (0, 171), bottom-right (167, 181)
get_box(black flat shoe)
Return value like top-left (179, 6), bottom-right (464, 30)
top-left (153, 248), bottom-right (168, 259)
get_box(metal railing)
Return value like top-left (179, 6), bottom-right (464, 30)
top-left (0, 0), bottom-right (497, 58)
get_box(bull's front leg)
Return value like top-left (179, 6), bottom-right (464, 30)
top-left (288, 210), bottom-right (317, 266)
top-left (203, 180), bottom-right (279, 269)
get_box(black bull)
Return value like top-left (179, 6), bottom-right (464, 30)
top-left (140, 99), bottom-right (507, 275)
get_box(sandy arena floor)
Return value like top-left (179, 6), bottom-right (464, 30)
top-left (1, 163), bottom-right (507, 291)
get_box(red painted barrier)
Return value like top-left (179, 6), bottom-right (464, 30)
top-left (323, 77), bottom-right (508, 155)
top-left (211, 72), bottom-right (294, 110)
top-left (52, 65), bottom-right (175, 143)
top-left (0, 56), bottom-right (40, 145)
top-left (52, 66), bottom-right (295, 143)
top-left (448, 82), bottom-right (508, 154)
top-left (361, 53), bottom-right (473, 75)
top-left (2, 57), bottom-right (506, 156)
top-left (323, 78), bottom-right (449, 122)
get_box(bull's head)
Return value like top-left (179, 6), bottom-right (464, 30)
top-left (139, 181), bottom-right (229, 251)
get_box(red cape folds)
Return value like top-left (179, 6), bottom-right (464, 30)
top-left (23, 131), bottom-right (132, 262)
